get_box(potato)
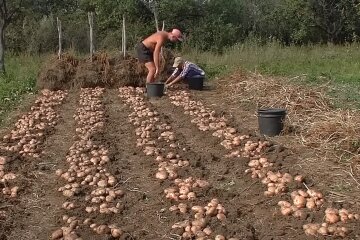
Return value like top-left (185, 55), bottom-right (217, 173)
top-left (297, 190), bottom-right (308, 198)
top-left (10, 186), bottom-right (19, 198)
top-left (326, 226), bottom-right (336, 234)
top-left (200, 227), bottom-right (211, 236)
top-left (182, 232), bottom-right (192, 239)
top-left (217, 213), bottom-right (226, 221)
top-left (317, 227), bottom-right (328, 235)
top-left (282, 173), bottom-right (293, 183)
top-left (51, 229), bottom-right (63, 239)
top-left (215, 235), bottom-right (226, 240)
top-left (206, 206), bottom-right (217, 216)
top-left (169, 205), bottom-right (178, 212)
top-left (97, 180), bottom-right (108, 187)
top-left (191, 225), bottom-right (201, 234)
top-left (63, 190), bottom-right (74, 198)
top-left (293, 195), bottom-right (306, 208)
top-left (63, 232), bottom-right (79, 240)
top-left (111, 228), bottom-right (123, 237)
top-left (209, 198), bottom-right (219, 206)
top-left (306, 199), bottom-right (316, 209)
top-left (3, 173), bottom-right (16, 180)
top-left (115, 189), bottom-right (124, 197)
top-left (281, 207), bottom-right (292, 216)
top-left (187, 192), bottom-right (196, 200)
top-left (55, 169), bottom-right (63, 176)
top-left (192, 218), bottom-right (206, 228)
top-left (268, 174), bottom-right (278, 182)
top-left (108, 177), bottom-right (116, 186)
top-left (304, 228), bottom-right (317, 236)
top-left (83, 218), bottom-right (92, 225)
top-left (278, 201), bottom-right (291, 208)
top-left (61, 227), bottom-right (73, 236)
top-left (325, 213), bottom-right (340, 224)
top-left (156, 171), bottom-right (168, 180)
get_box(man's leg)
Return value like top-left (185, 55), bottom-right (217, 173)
top-left (145, 62), bottom-right (156, 83)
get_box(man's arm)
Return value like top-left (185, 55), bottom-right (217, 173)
top-left (165, 75), bottom-right (174, 84)
top-left (167, 63), bottom-right (190, 86)
top-left (153, 38), bottom-right (165, 76)
top-left (167, 75), bottom-right (183, 86)
top-left (165, 68), bottom-right (180, 84)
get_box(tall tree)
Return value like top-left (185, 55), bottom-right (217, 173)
top-left (0, 0), bottom-right (27, 73)
top-left (309, 0), bottom-right (359, 42)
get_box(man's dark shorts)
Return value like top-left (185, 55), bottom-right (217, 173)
top-left (136, 43), bottom-right (153, 63)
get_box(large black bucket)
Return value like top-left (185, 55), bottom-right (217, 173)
top-left (188, 75), bottom-right (204, 90)
top-left (146, 83), bottom-right (165, 98)
top-left (257, 108), bottom-right (286, 136)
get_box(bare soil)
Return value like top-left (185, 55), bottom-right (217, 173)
top-left (1, 77), bottom-right (359, 239)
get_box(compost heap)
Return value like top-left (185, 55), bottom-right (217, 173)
top-left (38, 49), bottom-right (174, 90)
top-left (37, 54), bottom-right (79, 90)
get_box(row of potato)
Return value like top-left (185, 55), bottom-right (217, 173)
top-left (119, 87), bottom-right (239, 240)
top-left (169, 90), bottom-right (359, 238)
top-left (0, 90), bottom-right (67, 219)
top-left (51, 88), bottom-right (123, 240)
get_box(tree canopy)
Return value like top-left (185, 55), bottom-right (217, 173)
top-left (5, 0), bottom-right (360, 54)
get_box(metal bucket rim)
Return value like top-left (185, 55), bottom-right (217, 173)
top-left (258, 114), bottom-right (286, 118)
top-left (147, 83), bottom-right (165, 86)
top-left (257, 108), bottom-right (286, 114)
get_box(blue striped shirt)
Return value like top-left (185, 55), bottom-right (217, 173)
top-left (171, 61), bottom-right (205, 79)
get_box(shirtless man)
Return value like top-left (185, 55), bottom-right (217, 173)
top-left (136, 29), bottom-right (183, 83)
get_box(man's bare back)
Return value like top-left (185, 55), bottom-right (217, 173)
top-left (142, 31), bottom-right (169, 51)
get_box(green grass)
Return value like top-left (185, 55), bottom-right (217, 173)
top-left (0, 55), bottom-right (42, 125)
top-left (1, 43), bottom-right (359, 127)
top-left (183, 41), bottom-right (360, 109)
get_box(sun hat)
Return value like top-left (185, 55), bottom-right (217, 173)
top-left (172, 57), bottom-right (184, 68)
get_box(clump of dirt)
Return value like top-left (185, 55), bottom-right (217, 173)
top-left (37, 54), bottom-right (79, 90)
top-left (38, 49), bottom-right (175, 90)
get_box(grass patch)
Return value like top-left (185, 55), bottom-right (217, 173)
top-left (182, 41), bottom-right (360, 109)
top-left (0, 55), bottom-right (42, 125)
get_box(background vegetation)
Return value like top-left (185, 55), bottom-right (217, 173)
top-left (0, 0), bottom-right (359, 126)
top-left (5, 0), bottom-right (360, 54)
top-left (0, 55), bottom-right (42, 124)
top-left (183, 40), bottom-right (360, 108)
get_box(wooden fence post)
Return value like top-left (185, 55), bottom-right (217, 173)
top-left (122, 15), bottom-right (126, 58)
top-left (57, 17), bottom-right (62, 60)
top-left (88, 12), bottom-right (95, 61)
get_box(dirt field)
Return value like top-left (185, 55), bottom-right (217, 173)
top-left (0, 75), bottom-right (359, 240)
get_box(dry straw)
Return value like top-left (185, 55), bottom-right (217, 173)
top-left (217, 70), bottom-right (360, 157)
top-left (217, 70), bottom-right (360, 200)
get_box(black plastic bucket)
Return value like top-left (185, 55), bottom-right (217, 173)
top-left (146, 83), bottom-right (165, 98)
top-left (257, 108), bottom-right (286, 136)
top-left (188, 75), bottom-right (204, 90)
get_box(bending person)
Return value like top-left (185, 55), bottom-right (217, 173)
top-left (136, 29), bottom-right (183, 84)
top-left (165, 57), bottom-right (205, 87)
